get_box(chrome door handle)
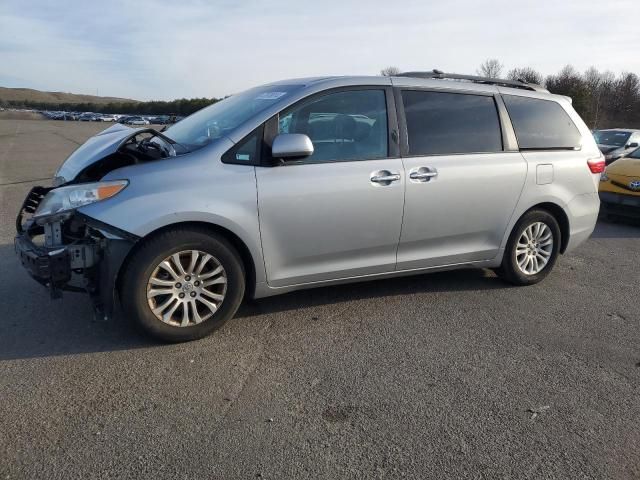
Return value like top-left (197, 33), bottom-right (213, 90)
top-left (409, 171), bottom-right (437, 180)
top-left (371, 174), bottom-right (401, 183)
top-left (370, 170), bottom-right (401, 185)
top-left (409, 167), bottom-right (438, 182)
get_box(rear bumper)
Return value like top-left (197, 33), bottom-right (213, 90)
top-left (564, 192), bottom-right (600, 253)
top-left (599, 191), bottom-right (640, 218)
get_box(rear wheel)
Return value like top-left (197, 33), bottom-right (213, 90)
top-left (496, 209), bottom-right (561, 286)
top-left (121, 228), bottom-right (245, 342)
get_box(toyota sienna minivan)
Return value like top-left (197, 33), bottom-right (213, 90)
top-left (15, 71), bottom-right (602, 342)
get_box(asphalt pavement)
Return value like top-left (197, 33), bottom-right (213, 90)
top-left (1, 118), bottom-right (639, 479)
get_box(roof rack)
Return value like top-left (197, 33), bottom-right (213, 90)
top-left (396, 69), bottom-right (548, 93)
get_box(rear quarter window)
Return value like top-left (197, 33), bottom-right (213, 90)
top-left (502, 95), bottom-right (581, 150)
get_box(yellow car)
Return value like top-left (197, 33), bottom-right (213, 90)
top-left (599, 148), bottom-right (640, 218)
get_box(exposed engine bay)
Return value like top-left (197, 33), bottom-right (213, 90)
top-left (65, 128), bottom-right (179, 184)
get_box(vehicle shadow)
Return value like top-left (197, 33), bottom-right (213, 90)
top-left (235, 267), bottom-right (508, 320)
top-left (0, 242), bottom-right (510, 361)
top-left (592, 216), bottom-right (640, 238)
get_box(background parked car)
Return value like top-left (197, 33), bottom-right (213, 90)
top-left (124, 116), bottom-right (150, 125)
top-left (593, 128), bottom-right (640, 164)
top-left (154, 115), bottom-right (171, 124)
top-left (600, 146), bottom-right (640, 218)
top-left (78, 113), bottom-right (98, 121)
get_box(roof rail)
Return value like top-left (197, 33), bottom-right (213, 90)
top-left (396, 69), bottom-right (549, 93)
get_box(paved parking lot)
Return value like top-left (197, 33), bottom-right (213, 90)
top-left (1, 118), bottom-right (639, 479)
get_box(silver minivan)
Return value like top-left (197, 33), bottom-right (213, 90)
top-left (15, 71), bottom-right (603, 342)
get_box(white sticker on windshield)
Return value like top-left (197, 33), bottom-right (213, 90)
top-left (255, 92), bottom-right (287, 100)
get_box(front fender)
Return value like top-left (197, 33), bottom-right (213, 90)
top-left (78, 147), bottom-right (266, 284)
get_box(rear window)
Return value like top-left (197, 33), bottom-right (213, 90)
top-left (593, 130), bottom-right (631, 147)
top-left (503, 95), bottom-right (581, 150)
top-left (401, 90), bottom-right (503, 156)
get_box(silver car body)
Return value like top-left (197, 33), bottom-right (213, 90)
top-left (42, 76), bottom-right (603, 300)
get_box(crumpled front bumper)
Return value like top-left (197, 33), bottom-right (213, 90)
top-left (14, 232), bottom-right (73, 294)
top-left (15, 186), bottom-right (139, 318)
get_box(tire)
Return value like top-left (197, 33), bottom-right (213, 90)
top-left (121, 227), bottom-right (245, 342)
top-left (496, 209), bottom-right (561, 286)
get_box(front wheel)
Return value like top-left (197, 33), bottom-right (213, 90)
top-left (121, 228), bottom-right (245, 342)
top-left (496, 210), bottom-right (561, 286)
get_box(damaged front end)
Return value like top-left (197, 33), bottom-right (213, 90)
top-left (12, 123), bottom-right (181, 319)
top-left (15, 189), bottom-right (139, 320)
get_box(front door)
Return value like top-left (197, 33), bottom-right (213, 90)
top-left (256, 88), bottom-right (405, 287)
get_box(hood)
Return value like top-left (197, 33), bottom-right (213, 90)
top-left (606, 157), bottom-right (640, 177)
top-left (54, 124), bottom-right (144, 185)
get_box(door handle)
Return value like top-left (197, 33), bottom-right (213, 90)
top-left (409, 167), bottom-right (438, 182)
top-left (370, 171), bottom-right (401, 185)
top-left (371, 173), bottom-right (401, 183)
top-left (409, 171), bottom-right (438, 180)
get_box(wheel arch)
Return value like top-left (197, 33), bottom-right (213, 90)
top-left (114, 221), bottom-right (259, 301)
top-left (522, 202), bottom-right (571, 254)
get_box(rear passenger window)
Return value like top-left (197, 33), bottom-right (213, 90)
top-left (401, 90), bottom-right (503, 155)
top-left (502, 95), bottom-right (581, 150)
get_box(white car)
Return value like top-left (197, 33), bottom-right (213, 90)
top-left (99, 115), bottom-right (117, 122)
top-left (126, 117), bottom-right (150, 125)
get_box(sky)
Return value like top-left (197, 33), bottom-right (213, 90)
top-left (1, 0), bottom-right (639, 101)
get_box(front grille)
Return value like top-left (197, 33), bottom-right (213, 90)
top-left (16, 186), bottom-right (52, 233)
top-left (610, 179), bottom-right (640, 193)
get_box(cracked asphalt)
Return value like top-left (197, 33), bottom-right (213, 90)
top-left (1, 118), bottom-right (639, 479)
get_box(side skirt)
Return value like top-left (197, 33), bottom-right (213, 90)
top-left (253, 258), bottom-right (500, 299)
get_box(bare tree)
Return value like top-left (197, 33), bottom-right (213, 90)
top-left (535, 65), bottom-right (640, 129)
top-left (583, 67), bottom-right (609, 128)
top-left (614, 72), bottom-right (640, 125)
top-left (380, 66), bottom-right (401, 76)
top-left (545, 65), bottom-right (592, 124)
top-left (506, 67), bottom-right (543, 85)
top-left (477, 59), bottom-right (503, 78)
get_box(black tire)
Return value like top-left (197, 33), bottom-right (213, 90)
top-left (121, 227), bottom-right (245, 342)
top-left (496, 209), bottom-right (561, 286)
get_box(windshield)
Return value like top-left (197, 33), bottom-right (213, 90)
top-left (164, 84), bottom-right (303, 150)
top-left (628, 147), bottom-right (640, 159)
top-left (593, 130), bottom-right (631, 147)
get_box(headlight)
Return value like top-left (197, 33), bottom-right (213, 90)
top-left (35, 180), bottom-right (128, 217)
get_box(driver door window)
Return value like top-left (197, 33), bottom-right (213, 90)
top-left (278, 90), bottom-right (389, 163)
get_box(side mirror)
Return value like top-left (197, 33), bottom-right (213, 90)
top-left (271, 133), bottom-right (314, 160)
top-left (627, 142), bottom-right (638, 148)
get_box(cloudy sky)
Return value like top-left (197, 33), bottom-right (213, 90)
top-left (1, 0), bottom-right (639, 101)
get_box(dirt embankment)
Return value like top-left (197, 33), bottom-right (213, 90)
top-left (0, 111), bottom-right (46, 121)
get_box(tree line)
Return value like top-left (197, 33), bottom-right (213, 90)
top-left (0, 97), bottom-right (222, 116)
top-left (383, 60), bottom-right (640, 129)
top-left (5, 61), bottom-right (640, 128)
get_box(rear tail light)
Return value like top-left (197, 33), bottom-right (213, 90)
top-left (587, 154), bottom-right (606, 174)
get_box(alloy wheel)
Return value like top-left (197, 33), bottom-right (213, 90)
top-left (146, 250), bottom-right (227, 327)
top-left (515, 222), bottom-right (554, 275)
